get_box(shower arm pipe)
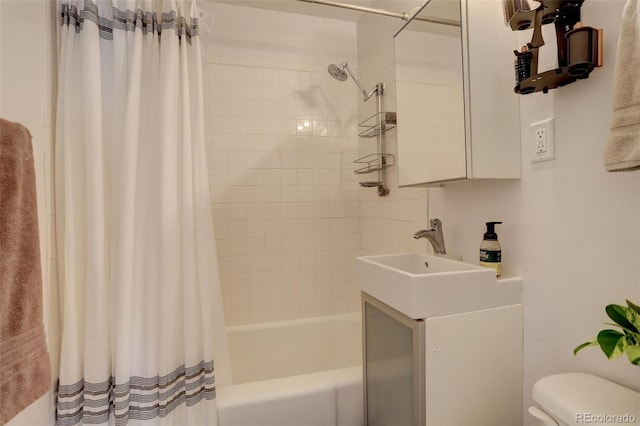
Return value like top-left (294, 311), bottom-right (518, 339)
top-left (296, 0), bottom-right (461, 27)
top-left (341, 62), bottom-right (378, 101)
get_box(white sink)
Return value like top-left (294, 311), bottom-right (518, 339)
top-left (356, 253), bottom-right (522, 319)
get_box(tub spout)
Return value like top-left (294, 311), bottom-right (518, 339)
top-left (413, 218), bottom-right (447, 255)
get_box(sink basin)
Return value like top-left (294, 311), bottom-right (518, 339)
top-left (357, 253), bottom-right (521, 319)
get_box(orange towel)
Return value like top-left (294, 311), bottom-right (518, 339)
top-left (0, 118), bottom-right (51, 425)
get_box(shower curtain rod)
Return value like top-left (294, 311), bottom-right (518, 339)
top-left (296, 0), bottom-right (461, 27)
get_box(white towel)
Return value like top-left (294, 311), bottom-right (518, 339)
top-left (604, 0), bottom-right (640, 171)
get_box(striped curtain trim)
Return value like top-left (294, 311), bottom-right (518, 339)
top-left (56, 360), bottom-right (215, 426)
top-left (60, 0), bottom-right (199, 43)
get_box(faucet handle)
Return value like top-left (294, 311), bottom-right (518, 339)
top-left (429, 218), bottom-right (442, 230)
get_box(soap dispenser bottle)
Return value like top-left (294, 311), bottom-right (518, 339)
top-left (480, 221), bottom-right (502, 277)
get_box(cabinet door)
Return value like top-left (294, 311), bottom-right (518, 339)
top-left (393, 0), bottom-right (521, 186)
top-left (394, 0), bottom-right (466, 186)
top-left (363, 293), bottom-right (425, 426)
top-left (463, 0), bottom-right (521, 180)
top-left (424, 306), bottom-right (523, 425)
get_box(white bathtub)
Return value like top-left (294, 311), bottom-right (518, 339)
top-left (217, 313), bottom-right (364, 426)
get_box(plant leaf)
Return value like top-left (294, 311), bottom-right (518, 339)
top-left (613, 335), bottom-right (630, 359)
top-left (625, 308), bottom-right (640, 337)
top-left (626, 299), bottom-right (640, 315)
top-left (574, 339), bottom-right (598, 356)
top-left (605, 304), bottom-right (639, 333)
top-left (624, 343), bottom-right (640, 365)
top-left (597, 329), bottom-right (626, 359)
top-left (603, 322), bottom-right (640, 337)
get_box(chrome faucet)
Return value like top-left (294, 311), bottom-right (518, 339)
top-left (413, 218), bottom-right (447, 255)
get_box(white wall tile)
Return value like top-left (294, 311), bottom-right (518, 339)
top-left (203, 7), bottom-right (360, 327)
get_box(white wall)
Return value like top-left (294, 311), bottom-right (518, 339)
top-left (198, 2), bottom-right (357, 67)
top-left (359, 0), bottom-right (640, 424)
top-left (1, 1), bottom-right (58, 425)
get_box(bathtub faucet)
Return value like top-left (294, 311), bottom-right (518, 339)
top-left (413, 218), bottom-right (447, 255)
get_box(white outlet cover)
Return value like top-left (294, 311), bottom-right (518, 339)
top-left (530, 118), bottom-right (555, 163)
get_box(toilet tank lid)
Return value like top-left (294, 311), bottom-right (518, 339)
top-left (532, 373), bottom-right (640, 425)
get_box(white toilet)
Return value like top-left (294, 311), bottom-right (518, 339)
top-left (528, 372), bottom-right (640, 426)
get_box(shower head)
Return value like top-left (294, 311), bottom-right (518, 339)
top-left (328, 63), bottom-right (348, 81)
top-left (327, 61), bottom-right (379, 101)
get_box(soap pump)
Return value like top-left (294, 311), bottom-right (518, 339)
top-left (480, 221), bottom-right (502, 277)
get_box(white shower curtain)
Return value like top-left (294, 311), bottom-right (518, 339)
top-left (55, 1), bottom-right (229, 424)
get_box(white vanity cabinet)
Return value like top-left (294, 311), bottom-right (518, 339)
top-left (362, 291), bottom-right (523, 426)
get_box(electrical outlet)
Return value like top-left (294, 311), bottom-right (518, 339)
top-left (535, 128), bottom-right (546, 153)
top-left (530, 118), bottom-right (555, 163)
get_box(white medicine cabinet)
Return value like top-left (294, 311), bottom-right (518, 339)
top-left (393, 0), bottom-right (521, 186)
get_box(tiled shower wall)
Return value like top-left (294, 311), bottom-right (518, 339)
top-left (205, 58), bottom-right (362, 325)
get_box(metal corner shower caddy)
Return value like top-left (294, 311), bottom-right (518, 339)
top-left (327, 63), bottom-right (396, 197)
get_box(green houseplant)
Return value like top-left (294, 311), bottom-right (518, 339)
top-left (574, 299), bottom-right (640, 366)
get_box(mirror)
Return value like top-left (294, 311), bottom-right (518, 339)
top-left (394, 0), bottom-right (465, 186)
top-left (394, 0), bottom-right (521, 186)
